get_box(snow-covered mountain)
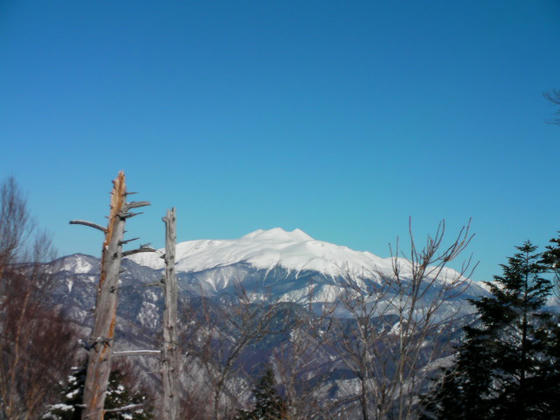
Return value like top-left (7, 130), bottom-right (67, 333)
top-left (45, 228), bottom-right (488, 413)
top-left (129, 227), bottom-right (393, 279)
top-left (127, 227), bottom-right (487, 307)
top-left (47, 227), bottom-right (488, 326)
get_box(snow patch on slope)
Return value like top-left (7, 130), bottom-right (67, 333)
top-left (60, 255), bottom-right (95, 274)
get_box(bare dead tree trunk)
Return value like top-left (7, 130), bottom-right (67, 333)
top-left (81, 172), bottom-right (127, 420)
top-left (162, 207), bottom-right (180, 420)
top-left (70, 172), bottom-right (151, 420)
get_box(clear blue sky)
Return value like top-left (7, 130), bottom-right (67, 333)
top-left (1, 0), bottom-right (559, 282)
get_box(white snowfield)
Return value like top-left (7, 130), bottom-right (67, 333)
top-left (60, 257), bottom-right (94, 274)
top-left (128, 227), bottom-right (466, 284)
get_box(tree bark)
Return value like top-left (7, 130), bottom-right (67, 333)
top-left (162, 207), bottom-right (179, 420)
top-left (79, 172), bottom-right (154, 420)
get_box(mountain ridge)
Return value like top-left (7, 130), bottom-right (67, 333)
top-left (130, 227), bottom-right (415, 280)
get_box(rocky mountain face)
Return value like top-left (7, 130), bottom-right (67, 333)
top-left (50, 227), bottom-right (488, 343)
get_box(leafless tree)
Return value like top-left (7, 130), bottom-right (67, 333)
top-left (331, 219), bottom-right (476, 420)
top-left (0, 177), bottom-right (76, 419)
top-left (180, 282), bottom-right (286, 420)
top-left (0, 178), bottom-right (32, 275)
top-left (269, 284), bottom-right (337, 420)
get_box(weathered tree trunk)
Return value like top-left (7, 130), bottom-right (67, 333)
top-left (162, 207), bottom-right (179, 420)
top-left (81, 172), bottom-right (127, 420)
top-left (71, 172), bottom-right (151, 420)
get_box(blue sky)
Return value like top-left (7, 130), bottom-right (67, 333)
top-left (1, 0), bottom-right (559, 282)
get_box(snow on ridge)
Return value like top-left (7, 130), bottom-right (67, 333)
top-left (127, 227), bottom-right (396, 278)
top-left (59, 254), bottom-right (95, 274)
top-left (127, 227), bottom-right (476, 288)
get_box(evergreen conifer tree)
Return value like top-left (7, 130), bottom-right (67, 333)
top-left (43, 365), bottom-right (153, 419)
top-left (235, 368), bottom-right (286, 420)
top-left (421, 241), bottom-right (560, 420)
top-left (542, 231), bottom-right (560, 292)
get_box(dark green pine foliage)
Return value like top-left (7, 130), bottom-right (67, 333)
top-left (421, 241), bottom-right (560, 420)
top-left (43, 366), bottom-right (153, 420)
top-left (542, 231), bottom-right (560, 291)
top-left (235, 368), bottom-right (286, 420)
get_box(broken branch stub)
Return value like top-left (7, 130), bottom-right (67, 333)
top-left (124, 201), bottom-right (151, 210)
top-left (121, 246), bottom-right (156, 258)
top-left (69, 220), bottom-right (107, 233)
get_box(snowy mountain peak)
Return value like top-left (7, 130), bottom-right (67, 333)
top-left (64, 228), bottom-right (486, 308)
top-left (128, 227), bottom-right (394, 278)
top-left (54, 253), bottom-right (98, 274)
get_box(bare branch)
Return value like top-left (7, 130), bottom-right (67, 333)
top-left (0, 178), bottom-right (76, 419)
top-left (119, 237), bottom-right (139, 246)
top-left (119, 211), bottom-right (144, 219)
top-left (103, 403), bottom-right (144, 414)
top-left (332, 218), bottom-right (476, 419)
top-left (113, 350), bottom-right (161, 357)
top-left (124, 201), bottom-right (151, 210)
top-left (69, 220), bottom-right (107, 233)
top-left (122, 246), bottom-right (156, 258)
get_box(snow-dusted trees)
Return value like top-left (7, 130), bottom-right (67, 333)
top-left (43, 360), bottom-right (154, 420)
top-left (0, 177), bottom-right (76, 419)
top-left (331, 219), bottom-right (475, 420)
